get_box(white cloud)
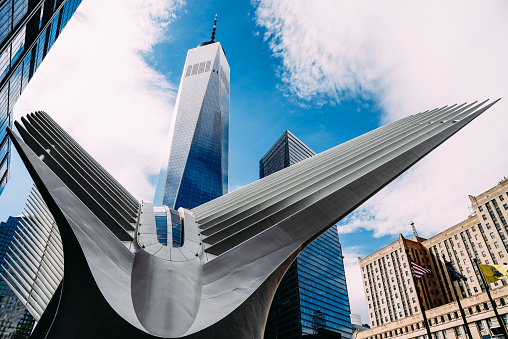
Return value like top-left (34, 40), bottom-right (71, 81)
top-left (253, 0), bottom-right (508, 239)
top-left (14, 0), bottom-right (184, 201)
top-left (342, 244), bottom-right (369, 323)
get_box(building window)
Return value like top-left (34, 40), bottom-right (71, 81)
top-left (486, 260), bottom-right (490, 264)
top-left (439, 243), bottom-right (442, 248)
top-left (369, 304), bottom-right (372, 308)
top-left (403, 263), bottom-right (407, 268)
top-left (482, 251), bottom-right (487, 257)
top-left (414, 306), bottom-right (418, 312)
top-left (460, 251), bottom-right (464, 256)
top-left (486, 223), bottom-right (492, 229)
top-left (470, 276), bottom-right (474, 282)
top-left (472, 225), bottom-right (476, 232)
top-left (500, 251), bottom-right (505, 258)
top-left (479, 243), bottom-right (483, 248)
top-left (395, 293), bottom-right (398, 299)
top-left (479, 206), bottom-right (484, 212)
top-left (502, 314), bottom-right (508, 325)
top-left (474, 287), bottom-right (478, 293)
top-left (477, 321), bottom-right (484, 330)
top-left (410, 287), bottom-right (413, 293)
top-left (467, 267), bottom-right (471, 273)
top-left (483, 215), bottom-right (488, 221)
top-left (491, 232), bottom-right (496, 239)
top-left (455, 326), bottom-right (462, 335)
top-left (405, 271), bottom-right (409, 276)
top-left (464, 259), bottom-right (467, 265)
top-left (475, 234), bottom-right (480, 240)
top-left (500, 195), bottom-right (505, 201)
top-left (495, 242), bottom-right (500, 248)
top-left (365, 281), bottom-right (368, 286)
top-left (455, 235), bottom-right (458, 240)
top-left (412, 298), bottom-right (416, 303)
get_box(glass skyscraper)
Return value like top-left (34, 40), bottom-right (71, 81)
top-left (154, 21), bottom-right (229, 211)
top-left (0, 0), bottom-right (82, 195)
top-left (261, 130), bottom-right (353, 339)
top-left (0, 216), bottom-right (36, 338)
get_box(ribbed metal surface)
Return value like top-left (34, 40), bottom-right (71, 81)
top-left (0, 186), bottom-right (63, 321)
top-left (15, 111), bottom-right (139, 242)
top-left (194, 100), bottom-right (500, 257)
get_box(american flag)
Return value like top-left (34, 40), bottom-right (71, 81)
top-left (411, 261), bottom-right (431, 279)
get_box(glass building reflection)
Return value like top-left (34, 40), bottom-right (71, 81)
top-left (0, 0), bottom-right (82, 196)
top-left (154, 30), bottom-right (229, 211)
top-left (261, 130), bottom-right (353, 339)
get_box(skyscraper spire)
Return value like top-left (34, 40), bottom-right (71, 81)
top-left (211, 14), bottom-right (217, 42)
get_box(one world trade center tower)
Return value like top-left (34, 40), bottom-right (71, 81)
top-left (154, 16), bottom-right (230, 209)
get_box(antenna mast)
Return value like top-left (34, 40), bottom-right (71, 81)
top-left (411, 221), bottom-right (419, 238)
top-left (211, 14), bottom-right (217, 42)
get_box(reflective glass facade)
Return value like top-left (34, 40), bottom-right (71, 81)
top-left (154, 41), bottom-right (229, 210)
top-left (262, 131), bottom-right (353, 339)
top-left (0, 0), bottom-right (82, 195)
top-left (0, 216), bottom-right (36, 338)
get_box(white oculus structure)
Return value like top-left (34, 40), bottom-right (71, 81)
top-left (5, 99), bottom-right (500, 338)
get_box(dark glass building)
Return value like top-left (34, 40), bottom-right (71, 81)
top-left (153, 22), bottom-right (229, 211)
top-left (0, 216), bottom-right (36, 338)
top-left (261, 130), bottom-right (353, 339)
top-left (0, 0), bottom-right (83, 195)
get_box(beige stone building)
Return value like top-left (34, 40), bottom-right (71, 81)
top-left (356, 178), bottom-right (508, 338)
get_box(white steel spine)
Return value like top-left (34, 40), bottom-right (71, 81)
top-left (193, 100), bottom-right (499, 256)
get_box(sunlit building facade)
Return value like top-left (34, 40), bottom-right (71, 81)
top-left (0, 0), bottom-right (82, 195)
top-left (357, 178), bottom-right (508, 339)
top-left (0, 216), bottom-right (36, 338)
top-left (154, 36), bottom-right (229, 210)
top-left (262, 130), bottom-right (353, 339)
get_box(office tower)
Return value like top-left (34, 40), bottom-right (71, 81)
top-left (0, 0), bottom-right (83, 195)
top-left (0, 216), bottom-right (36, 338)
top-left (356, 178), bottom-right (508, 339)
top-left (154, 16), bottom-right (230, 210)
top-left (262, 130), bottom-right (353, 339)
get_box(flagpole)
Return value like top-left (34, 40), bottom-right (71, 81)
top-left (473, 258), bottom-right (508, 339)
top-left (415, 278), bottom-right (433, 339)
top-left (443, 255), bottom-right (473, 339)
top-left (407, 251), bottom-right (432, 339)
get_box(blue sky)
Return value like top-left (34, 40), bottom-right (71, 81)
top-left (1, 0), bottom-right (508, 322)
